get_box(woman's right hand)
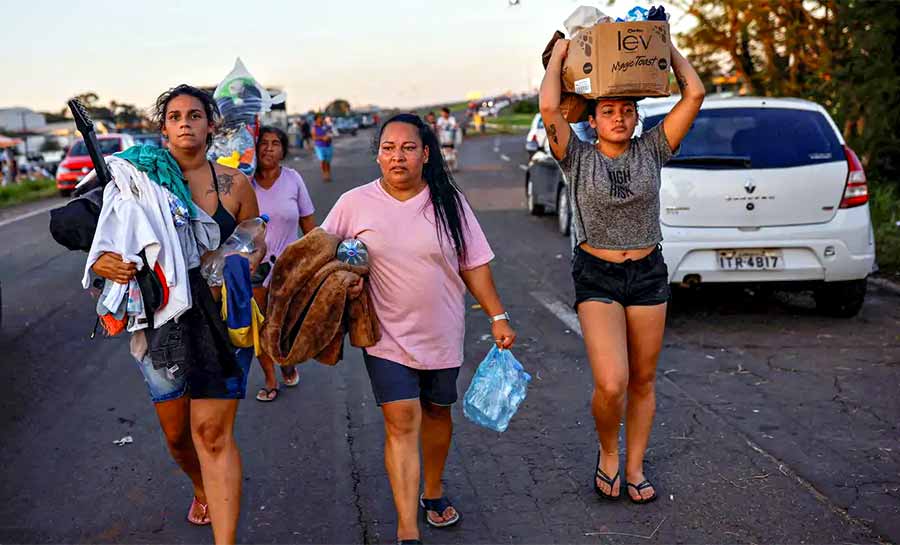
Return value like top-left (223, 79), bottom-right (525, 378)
top-left (551, 38), bottom-right (570, 62)
top-left (91, 252), bottom-right (137, 284)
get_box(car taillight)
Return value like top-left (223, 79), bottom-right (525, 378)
top-left (530, 134), bottom-right (538, 142)
top-left (840, 145), bottom-right (868, 208)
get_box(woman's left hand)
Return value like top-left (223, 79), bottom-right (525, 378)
top-left (348, 277), bottom-right (365, 299)
top-left (492, 320), bottom-right (516, 350)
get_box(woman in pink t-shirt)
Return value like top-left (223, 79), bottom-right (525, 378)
top-left (323, 114), bottom-right (515, 545)
top-left (252, 127), bottom-right (317, 402)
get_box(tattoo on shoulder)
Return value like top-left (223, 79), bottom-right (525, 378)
top-left (217, 173), bottom-right (236, 196)
top-left (547, 124), bottom-right (559, 145)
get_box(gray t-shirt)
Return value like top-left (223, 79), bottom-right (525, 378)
top-left (558, 124), bottom-right (674, 250)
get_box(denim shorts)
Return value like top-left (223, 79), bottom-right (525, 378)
top-left (363, 352), bottom-right (460, 407)
top-left (314, 146), bottom-right (333, 162)
top-left (135, 347), bottom-right (252, 404)
top-left (572, 245), bottom-right (670, 308)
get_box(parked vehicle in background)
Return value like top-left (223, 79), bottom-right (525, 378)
top-left (133, 133), bottom-right (163, 148)
top-left (358, 113), bottom-right (375, 128)
top-left (333, 117), bottom-right (358, 136)
top-left (55, 133), bottom-right (135, 196)
top-left (525, 96), bottom-right (875, 317)
top-left (525, 113), bottom-right (546, 156)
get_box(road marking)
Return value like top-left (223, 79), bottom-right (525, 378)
top-left (531, 288), bottom-right (874, 534)
top-left (500, 154), bottom-right (511, 162)
top-left (530, 291), bottom-right (582, 336)
top-left (518, 164), bottom-right (528, 171)
top-left (0, 203), bottom-right (61, 229)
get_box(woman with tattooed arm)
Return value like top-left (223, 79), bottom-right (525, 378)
top-left (539, 38), bottom-right (703, 504)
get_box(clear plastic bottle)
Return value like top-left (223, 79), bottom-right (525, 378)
top-left (463, 346), bottom-right (531, 432)
top-left (201, 214), bottom-right (269, 286)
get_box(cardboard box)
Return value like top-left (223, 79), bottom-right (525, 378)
top-left (562, 21), bottom-right (671, 99)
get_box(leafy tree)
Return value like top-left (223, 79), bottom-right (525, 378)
top-left (325, 99), bottom-right (351, 117)
top-left (672, 0), bottom-right (900, 181)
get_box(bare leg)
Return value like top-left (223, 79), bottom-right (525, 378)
top-left (624, 303), bottom-right (667, 501)
top-left (381, 400), bottom-right (422, 542)
top-left (420, 401), bottom-right (457, 524)
top-left (191, 399), bottom-right (242, 545)
top-left (154, 397), bottom-right (208, 522)
top-left (577, 301), bottom-right (629, 496)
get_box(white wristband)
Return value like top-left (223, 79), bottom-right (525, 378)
top-left (489, 312), bottom-right (510, 324)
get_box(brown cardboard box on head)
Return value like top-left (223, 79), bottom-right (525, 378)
top-left (562, 21), bottom-right (671, 99)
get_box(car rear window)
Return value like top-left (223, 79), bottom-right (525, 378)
top-left (70, 139), bottom-right (121, 157)
top-left (642, 107), bottom-right (844, 169)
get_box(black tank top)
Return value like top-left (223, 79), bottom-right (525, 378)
top-left (208, 161), bottom-right (238, 241)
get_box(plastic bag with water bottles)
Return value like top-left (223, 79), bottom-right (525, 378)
top-left (463, 346), bottom-right (531, 432)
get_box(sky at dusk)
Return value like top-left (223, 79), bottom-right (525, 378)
top-left (1, 0), bottom-right (689, 114)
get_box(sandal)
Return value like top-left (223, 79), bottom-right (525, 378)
top-left (626, 479), bottom-right (658, 504)
top-left (419, 494), bottom-right (461, 528)
top-left (255, 387), bottom-right (279, 402)
top-left (283, 368), bottom-right (300, 387)
top-left (593, 450), bottom-right (621, 501)
top-left (186, 496), bottom-right (210, 525)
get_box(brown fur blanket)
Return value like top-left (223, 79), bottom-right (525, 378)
top-left (261, 228), bottom-right (380, 366)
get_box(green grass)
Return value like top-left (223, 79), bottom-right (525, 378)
top-left (869, 182), bottom-right (900, 277)
top-left (487, 112), bottom-right (536, 134)
top-left (0, 178), bottom-right (58, 208)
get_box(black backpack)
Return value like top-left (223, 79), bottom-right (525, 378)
top-left (49, 183), bottom-right (103, 252)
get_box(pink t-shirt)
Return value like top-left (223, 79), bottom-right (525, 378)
top-left (252, 167), bottom-right (315, 286)
top-left (322, 180), bottom-right (494, 370)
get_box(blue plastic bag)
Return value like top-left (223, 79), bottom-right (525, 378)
top-left (463, 346), bottom-right (531, 432)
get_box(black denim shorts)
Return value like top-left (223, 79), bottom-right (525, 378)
top-left (572, 246), bottom-right (670, 308)
top-left (363, 351), bottom-right (460, 407)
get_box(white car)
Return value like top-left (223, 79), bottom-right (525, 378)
top-left (526, 95), bottom-right (876, 317)
top-left (525, 113), bottom-right (546, 155)
top-left (643, 96), bottom-right (875, 316)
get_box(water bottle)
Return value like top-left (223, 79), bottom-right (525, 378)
top-left (201, 214), bottom-right (269, 286)
top-left (336, 238), bottom-right (369, 267)
top-left (463, 346), bottom-right (532, 432)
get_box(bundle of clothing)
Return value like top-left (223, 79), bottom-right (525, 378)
top-left (261, 228), bottom-right (380, 366)
top-left (82, 147), bottom-right (220, 338)
top-left (82, 145), bottom-right (262, 388)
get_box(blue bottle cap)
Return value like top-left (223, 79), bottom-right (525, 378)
top-left (260, 214), bottom-right (270, 223)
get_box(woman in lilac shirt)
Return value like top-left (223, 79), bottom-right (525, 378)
top-left (252, 126), bottom-right (317, 401)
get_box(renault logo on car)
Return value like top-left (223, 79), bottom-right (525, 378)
top-left (745, 179), bottom-right (756, 194)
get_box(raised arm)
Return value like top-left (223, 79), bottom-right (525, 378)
top-left (661, 41), bottom-right (705, 151)
top-left (539, 39), bottom-right (573, 161)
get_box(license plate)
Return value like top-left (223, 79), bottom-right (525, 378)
top-left (717, 249), bottom-right (784, 271)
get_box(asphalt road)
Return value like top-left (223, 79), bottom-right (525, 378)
top-left (0, 130), bottom-right (897, 544)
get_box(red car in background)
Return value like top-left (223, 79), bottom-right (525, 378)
top-left (55, 133), bottom-right (135, 195)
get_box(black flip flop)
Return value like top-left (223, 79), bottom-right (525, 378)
top-left (594, 450), bottom-right (621, 500)
top-left (626, 479), bottom-right (658, 504)
top-left (419, 494), bottom-right (461, 528)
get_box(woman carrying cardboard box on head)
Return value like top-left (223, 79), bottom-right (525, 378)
top-left (539, 33), bottom-right (704, 503)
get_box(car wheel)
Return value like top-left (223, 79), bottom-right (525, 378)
top-left (814, 278), bottom-right (867, 318)
top-left (557, 186), bottom-right (571, 236)
top-left (526, 177), bottom-right (545, 216)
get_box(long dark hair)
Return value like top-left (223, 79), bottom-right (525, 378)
top-left (153, 84), bottom-right (221, 148)
top-left (375, 113), bottom-right (469, 260)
